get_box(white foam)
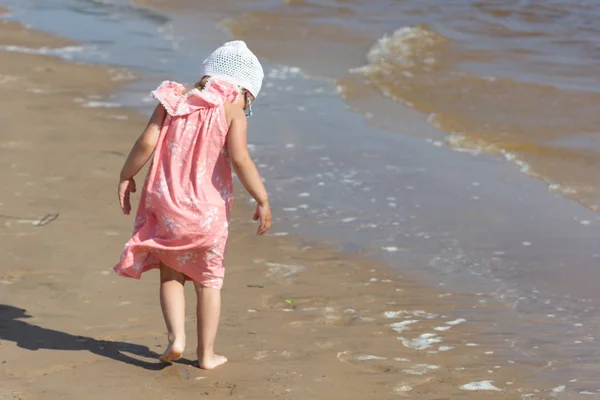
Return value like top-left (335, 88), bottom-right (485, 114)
top-left (382, 246), bottom-right (401, 252)
top-left (466, 343), bottom-right (479, 347)
top-left (342, 217), bottom-right (356, 223)
top-left (398, 333), bottom-right (441, 350)
top-left (460, 381), bottom-right (501, 392)
top-left (438, 346), bottom-right (453, 351)
top-left (552, 386), bottom-right (566, 393)
top-left (0, 45), bottom-right (86, 58)
top-left (298, 192), bottom-right (310, 197)
top-left (403, 364), bottom-right (439, 375)
top-left (384, 311), bottom-right (403, 319)
top-left (356, 355), bottom-right (386, 361)
top-left (446, 318), bottom-right (466, 325)
top-left (27, 88), bottom-right (54, 94)
top-left (391, 320), bottom-right (418, 333)
top-left (108, 69), bottom-right (135, 81)
top-left (267, 65), bottom-right (302, 79)
top-left (84, 101), bottom-right (122, 108)
top-left (434, 326), bottom-right (451, 332)
top-left (412, 310), bottom-right (438, 319)
top-left (393, 385), bottom-right (412, 393)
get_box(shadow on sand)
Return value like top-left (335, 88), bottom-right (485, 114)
top-left (0, 304), bottom-right (187, 370)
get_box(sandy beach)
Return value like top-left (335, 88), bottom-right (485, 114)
top-left (0, 10), bottom-right (574, 399)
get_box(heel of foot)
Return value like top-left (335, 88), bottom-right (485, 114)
top-left (160, 347), bottom-right (184, 363)
top-left (198, 354), bottom-right (227, 370)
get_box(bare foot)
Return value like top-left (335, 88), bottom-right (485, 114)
top-left (159, 342), bottom-right (184, 363)
top-left (198, 354), bottom-right (228, 370)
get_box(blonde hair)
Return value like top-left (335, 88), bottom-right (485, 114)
top-left (193, 76), bottom-right (210, 91)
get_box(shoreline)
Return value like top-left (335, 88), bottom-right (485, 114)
top-left (204, 0), bottom-right (600, 215)
top-left (0, 5), bottom-right (598, 399)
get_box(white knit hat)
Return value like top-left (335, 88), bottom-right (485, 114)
top-left (201, 40), bottom-right (264, 98)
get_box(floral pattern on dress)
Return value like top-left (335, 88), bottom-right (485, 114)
top-left (114, 79), bottom-right (238, 289)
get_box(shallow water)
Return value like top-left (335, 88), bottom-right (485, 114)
top-left (224, 0), bottom-right (600, 211)
top-left (3, 0), bottom-right (600, 393)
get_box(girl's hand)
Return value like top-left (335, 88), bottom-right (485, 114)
top-left (253, 202), bottom-right (272, 235)
top-left (118, 178), bottom-right (137, 215)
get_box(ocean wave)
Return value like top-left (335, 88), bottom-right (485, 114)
top-left (349, 24), bottom-right (600, 212)
top-left (351, 25), bottom-right (448, 81)
top-left (0, 45), bottom-right (88, 59)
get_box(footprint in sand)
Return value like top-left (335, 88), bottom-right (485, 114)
top-left (253, 350), bottom-right (293, 361)
top-left (392, 377), bottom-right (434, 397)
top-left (190, 380), bottom-right (237, 396)
top-left (287, 306), bottom-right (371, 327)
top-left (264, 262), bottom-right (305, 281)
top-left (336, 351), bottom-right (398, 373)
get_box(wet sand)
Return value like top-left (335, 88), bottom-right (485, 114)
top-left (0, 11), bottom-right (578, 400)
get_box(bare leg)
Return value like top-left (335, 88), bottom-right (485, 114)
top-left (159, 264), bottom-right (186, 362)
top-left (194, 283), bottom-right (227, 369)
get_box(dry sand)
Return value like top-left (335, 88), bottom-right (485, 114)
top-left (0, 13), bottom-right (556, 400)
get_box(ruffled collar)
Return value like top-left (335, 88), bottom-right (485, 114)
top-left (151, 78), bottom-right (241, 117)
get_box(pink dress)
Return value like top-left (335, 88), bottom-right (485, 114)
top-left (114, 78), bottom-right (240, 289)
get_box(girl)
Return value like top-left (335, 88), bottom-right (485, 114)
top-left (113, 41), bottom-right (271, 370)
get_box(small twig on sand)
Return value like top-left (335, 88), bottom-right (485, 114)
top-left (0, 212), bottom-right (60, 227)
top-left (247, 284), bottom-right (264, 289)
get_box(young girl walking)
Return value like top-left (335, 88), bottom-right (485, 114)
top-left (113, 40), bottom-right (271, 370)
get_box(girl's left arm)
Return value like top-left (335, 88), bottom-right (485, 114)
top-left (117, 104), bottom-right (166, 214)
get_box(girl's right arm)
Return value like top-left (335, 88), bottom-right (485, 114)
top-left (226, 108), bottom-right (271, 235)
top-left (118, 104), bottom-right (166, 215)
